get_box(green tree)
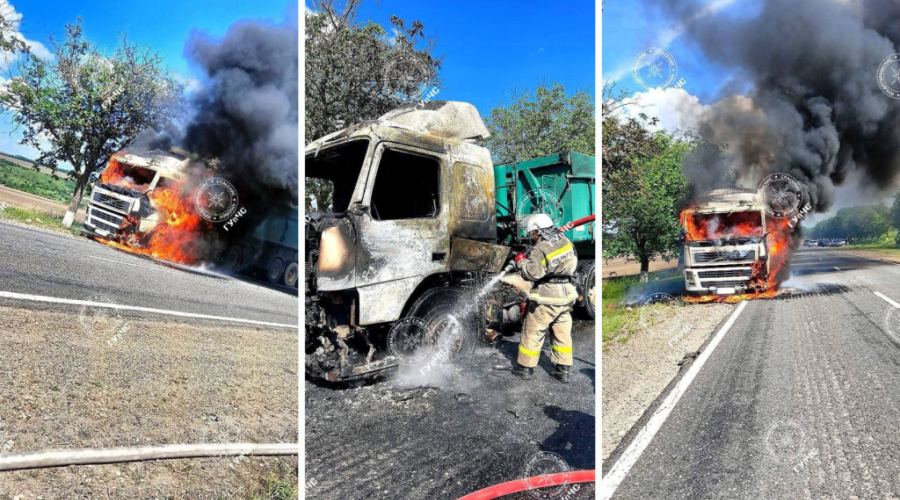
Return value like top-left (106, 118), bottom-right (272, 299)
top-left (305, 0), bottom-right (442, 211)
top-left (1, 20), bottom-right (183, 226)
top-left (603, 131), bottom-right (691, 281)
top-left (483, 81), bottom-right (595, 165)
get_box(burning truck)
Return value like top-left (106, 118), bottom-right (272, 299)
top-left (680, 188), bottom-right (793, 301)
top-left (83, 149), bottom-right (299, 286)
top-left (305, 101), bottom-right (596, 382)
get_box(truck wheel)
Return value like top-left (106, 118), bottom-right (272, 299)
top-left (577, 259), bottom-right (597, 319)
top-left (405, 287), bottom-right (478, 364)
top-left (267, 258), bottom-right (285, 283)
top-left (223, 245), bottom-right (243, 271)
top-left (284, 262), bottom-right (299, 288)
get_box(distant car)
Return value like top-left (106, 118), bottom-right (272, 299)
top-left (803, 239), bottom-right (815, 247)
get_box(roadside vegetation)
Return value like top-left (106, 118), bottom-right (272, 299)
top-left (0, 205), bottom-right (83, 236)
top-left (0, 159), bottom-right (79, 204)
top-left (602, 269), bottom-right (680, 345)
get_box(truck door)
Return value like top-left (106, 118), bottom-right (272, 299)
top-left (355, 142), bottom-right (450, 290)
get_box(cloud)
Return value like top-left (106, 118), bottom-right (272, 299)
top-left (622, 86), bottom-right (708, 133)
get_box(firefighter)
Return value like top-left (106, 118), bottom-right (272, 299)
top-left (511, 213), bottom-right (578, 383)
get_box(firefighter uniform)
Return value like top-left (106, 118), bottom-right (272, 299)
top-left (516, 234), bottom-right (578, 368)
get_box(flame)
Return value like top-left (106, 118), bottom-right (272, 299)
top-left (680, 207), bottom-right (794, 303)
top-left (95, 155), bottom-right (210, 265)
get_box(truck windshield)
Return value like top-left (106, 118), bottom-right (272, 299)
top-left (305, 140), bottom-right (368, 213)
top-left (686, 211), bottom-right (764, 241)
top-left (100, 160), bottom-right (157, 193)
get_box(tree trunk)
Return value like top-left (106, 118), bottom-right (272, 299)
top-left (62, 173), bottom-right (88, 228)
top-left (639, 255), bottom-right (650, 283)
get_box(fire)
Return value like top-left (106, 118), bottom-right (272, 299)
top-left (680, 208), bottom-right (795, 303)
top-left (95, 156), bottom-right (210, 265)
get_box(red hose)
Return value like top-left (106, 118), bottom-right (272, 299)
top-left (456, 470), bottom-right (595, 500)
top-left (560, 214), bottom-right (596, 232)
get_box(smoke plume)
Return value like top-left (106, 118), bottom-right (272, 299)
top-left (183, 16), bottom-right (299, 202)
top-left (652, 0), bottom-right (900, 212)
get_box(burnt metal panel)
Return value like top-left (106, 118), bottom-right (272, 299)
top-left (449, 238), bottom-right (509, 273)
top-left (316, 221), bottom-right (356, 291)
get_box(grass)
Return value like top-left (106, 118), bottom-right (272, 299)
top-left (0, 159), bottom-right (78, 204)
top-left (0, 205), bottom-right (84, 236)
top-left (602, 268), bottom-right (680, 345)
top-left (844, 229), bottom-right (899, 250)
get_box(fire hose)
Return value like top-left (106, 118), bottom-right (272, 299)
top-left (0, 443), bottom-right (298, 471)
top-left (456, 470), bottom-right (596, 500)
top-left (504, 214), bottom-right (596, 273)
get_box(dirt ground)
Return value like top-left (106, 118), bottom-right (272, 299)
top-left (305, 319), bottom-right (596, 500)
top-left (0, 304), bottom-right (298, 499)
top-left (0, 185), bottom-right (83, 223)
top-left (602, 257), bottom-right (678, 278)
top-left (837, 247), bottom-right (900, 265)
top-left (601, 302), bottom-right (733, 460)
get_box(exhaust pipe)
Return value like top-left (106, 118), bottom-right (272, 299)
top-left (0, 443), bottom-right (298, 471)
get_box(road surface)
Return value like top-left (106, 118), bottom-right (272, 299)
top-left (0, 220), bottom-right (297, 326)
top-left (604, 248), bottom-right (900, 499)
top-left (306, 319), bottom-right (596, 500)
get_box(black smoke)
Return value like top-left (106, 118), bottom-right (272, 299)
top-left (183, 16), bottom-right (299, 203)
top-left (652, 0), bottom-right (900, 213)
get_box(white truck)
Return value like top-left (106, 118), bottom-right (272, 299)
top-left (681, 188), bottom-right (770, 295)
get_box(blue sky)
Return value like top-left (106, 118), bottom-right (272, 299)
top-left (335, 0), bottom-right (595, 118)
top-left (602, 0), bottom-right (746, 103)
top-left (0, 0), bottom-right (293, 166)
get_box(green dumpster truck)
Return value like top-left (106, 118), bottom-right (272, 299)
top-left (304, 101), bottom-right (595, 381)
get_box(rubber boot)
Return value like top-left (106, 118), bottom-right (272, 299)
top-left (550, 364), bottom-right (570, 384)
top-left (512, 365), bottom-right (534, 380)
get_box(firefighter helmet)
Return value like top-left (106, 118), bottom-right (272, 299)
top-left (523, 213), bottom-right (555, 232)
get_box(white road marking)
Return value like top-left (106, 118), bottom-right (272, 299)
top-left (601, 300), bottom-right (749, 500)
top-left (0, 291), bottom-right (297, 329)
top-left (875, 291), bottom-right (900, 309)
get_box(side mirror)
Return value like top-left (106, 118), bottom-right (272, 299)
top-left (351, 204), bottom-right (370, 216)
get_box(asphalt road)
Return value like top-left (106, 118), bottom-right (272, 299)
top-left (0, 220), bottom-right (298, 327)
top-left (306, 318), bottom-right (596, 500)
top-left (604, 247), bottom-right (900, 499)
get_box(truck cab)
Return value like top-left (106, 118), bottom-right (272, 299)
top-left (681, 189), bottom-right (769, 295)
top-left (84, 151), bottom-right (188, 239)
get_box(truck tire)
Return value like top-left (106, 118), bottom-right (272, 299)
top-left (577, 259), bottom-right (597, 319)
top-left (223, 245), bottom-right (243, 271)
top-left (284, 262), bottom-right (299, 288)
top-left (404, 287), bottom-right (479, 364)
top-left (267, 258), bottom-right (285, 284)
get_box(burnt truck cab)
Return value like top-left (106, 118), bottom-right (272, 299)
top-left (305, 101), bottom-right (515, 381)
top-left (83, 151), bottom-right (188, 239)
top-left (681, 189), bottom-right (769, 295)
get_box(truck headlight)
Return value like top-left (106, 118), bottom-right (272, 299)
top-left (685, 272), bottom-right (695, 286)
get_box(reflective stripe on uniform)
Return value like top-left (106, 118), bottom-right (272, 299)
top-left (551, 345), bottom-right (572, 353)
top-left (519, 345), bottom-right (539, 357)
top-left (542, 243), bottom-right (574, 267)
top-left (528, 289), bottom-right (579, 306)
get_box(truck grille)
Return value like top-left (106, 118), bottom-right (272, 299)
top-left (90, 218), bottom-right (119, 235)
top-left (92, 192), bottom-right (130, 212)
top-left (694, 251), bottom-right (755, 263)
top-left (700, 279), bottom-right (747, 288)
top-left (91, 209), bottom-right (123, 226)
top-left (698, 269), bottom-right (750, 279)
